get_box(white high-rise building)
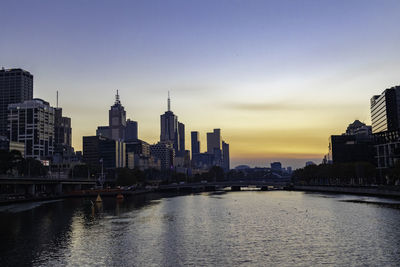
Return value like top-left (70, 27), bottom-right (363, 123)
top-left (8, 98), bottom-right (55, 160)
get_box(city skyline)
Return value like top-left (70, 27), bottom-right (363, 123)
top-left (2, 0), bottom-right (400, 168)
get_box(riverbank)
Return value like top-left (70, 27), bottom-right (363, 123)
top-left (0, 188), bottom-right (153, 205)
top-left (293, 185), bottom-right (400, 198)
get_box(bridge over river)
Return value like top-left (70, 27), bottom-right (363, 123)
top-left (158, 179), bottom-right (291, 192)
top-left (0, 176), bottom-right (97, 202)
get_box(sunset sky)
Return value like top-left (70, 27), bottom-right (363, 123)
top-left (1, 0), bottom-right (400, 168)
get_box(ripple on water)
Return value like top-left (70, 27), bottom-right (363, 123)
top-left (0, 191), bottom-right (399, 266)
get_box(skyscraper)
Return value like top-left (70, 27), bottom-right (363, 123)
top-left (222, 141), bottom-right (230, 171)
top-left (96, 91), bottom-right (138, 141)
top-left (178, 122), bottom-right (185, 154)
top-left (207, 129), bottom-right (221, 154)
top-left (109, 90), bottom-right (126, 140)
top-left (53, 107), bottom-right (73, 163)
top-left (191, 131), bottom-right (200, 157)
top-left (125, 119), bottom-right (138, 141)
top-left (0, 68), bottom-right (33, 137)
top-left (160, 92), bottom-right (179, 152)
top-left (8, 99), bottom-right (54, 160)
top-left (370, 86), bottom-right (400, 133)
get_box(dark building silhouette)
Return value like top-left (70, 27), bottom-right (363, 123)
top-left (346, 120), bottom-right (371, 136)
top-left (160, 93), bottom-right (179, 153)
top-left (125, 119), bottom-right (138, 141)
top-left (191, 131), bottom-right (200, 157)
top-left (53, 107), bottom-right (73, 163)
top-left (0, 68), bottom-right (33, 137)
top-left (207, 129), bottom-right (221, 154)
top-left (270, 162), bottom-right (282, 173)
top-left (370, 86), bottom-right (400, 134)
top-left (96, 91), bottom-right (138, 141)
top-left (329, 135), bottom-right (375, 164)
top-left (83, 135), bottom-right (125, 170)
top-left (178, 122), bottom-right (185, 154)
top-left (369, 86), bottom-right (400, 170)
top-left (192, 128), bottom-right (229, 170)
top-left (109, 90), bottom-right (126, 140)
top-left (222, 141), bottom-right (230, 171)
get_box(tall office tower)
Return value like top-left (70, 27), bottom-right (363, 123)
top-left (370, 86), bottom-right (400, 134)
top-left (0, 68), bottom-right (33, 137)
top-left (160, 93), bottom-right (179, 152)
top-left (178, 122), bottom-right (185, 154)
top-left (109, 90), bottom-right (126, 140)
top-left (125, 119), bottom-right (138, 141)
top-left (207, 129), bottom-right (221, 154)
top-left (8, 99), bottom-right (54, 160)
top-left (222, 141), bottom-right (230, 171)
top-left (53, 107), bottom-right (73, 162)
top-left (191, 131), bottom-right (200, 157)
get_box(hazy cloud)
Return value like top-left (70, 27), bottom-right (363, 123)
top-left (225, 101), bottom-right (363, 112)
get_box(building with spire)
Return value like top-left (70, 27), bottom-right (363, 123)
top-left (160, 92), bottom-right (180, 152)
top-left (109, 90), bottom-right (126, 140)
top-left (96, 90), bottom-right (138, 141)
top-left (155, 92), bottom-right (190, 171)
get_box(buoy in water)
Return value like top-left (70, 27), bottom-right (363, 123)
top-left (116, 193), bottom-right (124, 200)
top-left (96, 194), bottom-right (102, 203)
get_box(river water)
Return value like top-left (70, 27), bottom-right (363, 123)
top-left (0, 191), bottom-right (399, 266)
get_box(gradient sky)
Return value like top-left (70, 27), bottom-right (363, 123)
top-left (1, 0), bottom-right (400, 168)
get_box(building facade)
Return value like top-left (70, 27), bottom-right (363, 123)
top-left (370, 86), bottom-right (400, 134)
top-left (0, 68), bottom-right (33, 137)
top-left (8, 99), bottom-right (54, 160)
top-left (83, 135), bottom-right (126, 170)
top-left (125, 119), bottom-right (138, 141)
top-left (109, 91), bottom-right (126, 140)
top-left (160, 94), bottom-right (179, 152)
top-left (53, 107), bottom-right (73, 163)
top-left (207, 129), bottom-right (221, 154)
top-left (150, 141), bottom-right (174, 170)
top-left (97, 91), bottom-right (138, 142)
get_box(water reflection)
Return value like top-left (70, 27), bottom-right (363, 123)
top-left (0, 192), bottom-right (399, 266)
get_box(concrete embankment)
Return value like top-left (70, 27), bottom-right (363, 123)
top-left (293, 185), bottom-right (400, 198)
top-left (0, 189), bottom-right (153, 205)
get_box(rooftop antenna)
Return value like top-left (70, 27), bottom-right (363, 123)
top-left (56, 90), bottom-right (59, 108)
top-left (168, 91), bottom-right (171, 111)
top-left (115, 90), bottom-right (120, 104)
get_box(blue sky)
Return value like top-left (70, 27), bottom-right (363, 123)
top-left (1, 0), bottom-right (400, 168)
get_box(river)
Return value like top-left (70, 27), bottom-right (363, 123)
top-left (0, 191), bottom-right (399, 266)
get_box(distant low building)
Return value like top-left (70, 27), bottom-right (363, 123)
top-left (270, 162), bottom-right (282, 173)
top-left (305, 161), bottom-right (316, 167)
top-left (329, 135), bottom-right (374, 164)
top-left (126, 139), bottom-right (160, 171)
top-left (235, 165), bottom-right (251, 170)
